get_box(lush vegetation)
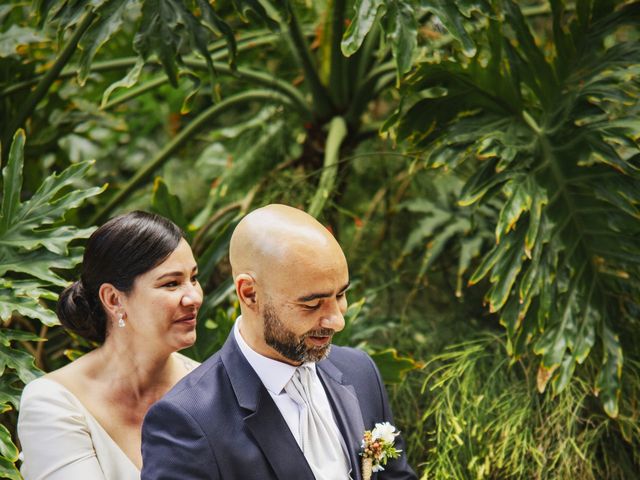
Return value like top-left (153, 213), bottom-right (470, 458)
top-left (1, 0), bottom-right (638, 478)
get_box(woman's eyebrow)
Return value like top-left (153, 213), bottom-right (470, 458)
top-left (156, 271), bottom-right (183, 281)
top-left (156, 265), bottom-right (198, 281)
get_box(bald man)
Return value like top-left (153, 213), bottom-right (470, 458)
top-left (141, 205), bottom-right (417, 480)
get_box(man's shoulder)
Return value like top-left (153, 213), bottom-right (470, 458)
top-left (325, 344), bottom-right (375, 373)
top-left (327, 344), bottom-right (369, 361)
top-left (159, 350), bottom-right (227, 408)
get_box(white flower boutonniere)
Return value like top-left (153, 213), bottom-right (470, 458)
top-left (360, 422), bottom-right (402, 480)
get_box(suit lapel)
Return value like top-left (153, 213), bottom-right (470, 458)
top-left (317, 358), bottom-right (366, 480)
top-left (220, 334), bottom-right (315, 480)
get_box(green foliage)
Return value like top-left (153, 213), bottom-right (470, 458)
top-left (31, 0), bottom-right (267, 88)
top-left (0, 130), bottom-right (103, 476)
top-left (342, 0), bottom-right (491, 75)
top-left (413, 333), bottom-right (640, 479)
top-left (397, 172), bottom-right (496, 298)
top-left (0, 0), bottom-right (638, 477)
top-left (370, 348), bottom-right (422, 384)
top-left (392, 0), bottom-right (640, 417)
top-left (307, 116), bottom-right (347, 217)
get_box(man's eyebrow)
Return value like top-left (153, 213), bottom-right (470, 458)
top-left (156, 266), bottom-right (198, 281)
top-left (296, 282), bottom-right (350, 303)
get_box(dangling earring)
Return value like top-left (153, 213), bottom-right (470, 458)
top-left (118, 312), bottom-right (126, 328)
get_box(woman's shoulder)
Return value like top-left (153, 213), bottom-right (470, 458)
top-left (21, 375), bottom-right (67, 398)
top-left (20, 376), bottom-right (83, 414)
top-left (20, 357), bottom-right (93, 413)
top-left (174, 351), bottom-right (201, 374)
top-left (18, 376), bottom-right (91, 449)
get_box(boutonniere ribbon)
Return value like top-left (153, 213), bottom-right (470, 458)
top-left (360, 422), bottom-right (402, 480)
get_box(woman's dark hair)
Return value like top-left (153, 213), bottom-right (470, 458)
top-left (57, 211), bottom-right (184, 343)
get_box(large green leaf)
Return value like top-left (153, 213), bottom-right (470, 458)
top-left (231, 0), bottom-right (281, 30)
top-left (0, 374), bottom-right (23, 413)
top-left (0, 131), bottom-right (103, 255)
top-left (0, 456), bottom-right (20, 480)
top-left (343, 0), bottom-right (491, 77)
top-left (151, 177), bottom-right (188, 232)
top-left (0, 289), bottom-right (58, 326)
top-left (0, 425), bottom-right (17, 462)
top-left (0, 130), bottom-right (24, 231)
top-left (392, 0), bottom-right (640, 417)
top-left (595, 323), bottom-right (623, 417)
top-left (420, 0), bottom-right (486, 57)
top-left (76, 0), bottom-right (129, 85)
top-left (0, 130), bottom-right (98, 450)
top-left (0, 343), bottom-right (39, 384)
top-left (0, 130), bottom-right (99, 475)
top-left (370, 348), bottom-right (422, 384)
top-left (400, 173), bottom-right (495, 293)
top-left (0, 246), bottom-right (82, 286)
top-left (35, 0), bottom-right (245, 93)
top-left (341, 0), bottom-right (386, 56)
top-left (381, 1), bottom-right (417, 76)
top-left (0, 25), bottom-right (45, 58)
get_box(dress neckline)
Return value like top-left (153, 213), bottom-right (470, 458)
top-left (36, 377), bottom-right (140, 472)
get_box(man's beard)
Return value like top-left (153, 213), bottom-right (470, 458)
top-left (263, 303), bottom-right (334, 363)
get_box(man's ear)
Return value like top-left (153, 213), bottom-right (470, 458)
top-left (98, 283), bottom-right (124, 319)
top-left (235, 273), bottom-right (258, 311)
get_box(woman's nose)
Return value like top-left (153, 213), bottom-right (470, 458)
top-left (182, 284), bottom-right (203, 307)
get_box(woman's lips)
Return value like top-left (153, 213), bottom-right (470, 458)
top-left (174, 314), bottom-right (197, 326)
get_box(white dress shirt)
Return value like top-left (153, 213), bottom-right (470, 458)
top-left (233, 317), bottom-right (350, 462)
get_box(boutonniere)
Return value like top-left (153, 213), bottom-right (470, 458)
top-left (360, 422), bottom-right (402, 480)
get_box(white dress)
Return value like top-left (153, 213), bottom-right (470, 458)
top-left (18, 377), bottom-right (140, 480)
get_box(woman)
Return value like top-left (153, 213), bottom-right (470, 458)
top-left (18, 211), bottom-right (203, 479)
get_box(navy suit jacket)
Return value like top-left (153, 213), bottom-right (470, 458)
top-left (141, 333), bottom-right (417, 479)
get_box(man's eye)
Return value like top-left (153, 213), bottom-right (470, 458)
top-left (303, 303), bottom-right (321, 310)
top-left (191, 275), bottom-right (199, 284)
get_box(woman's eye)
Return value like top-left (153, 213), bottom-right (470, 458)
top-left (163, 281), bottom-right (178, 288)
top-left (191, 275), bottom-right (199, 284)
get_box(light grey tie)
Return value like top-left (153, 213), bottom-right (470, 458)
top-left (285, 364), bottom-right (351, 480)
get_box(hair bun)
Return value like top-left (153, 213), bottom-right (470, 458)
top-left (70, 280), bottom-right (85, 298)
top-left (57, 280), bottom-right (105, 343)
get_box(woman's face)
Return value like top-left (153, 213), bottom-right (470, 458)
top-left (120, 238), bottom-right (203, 353)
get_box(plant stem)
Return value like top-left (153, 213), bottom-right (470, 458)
top-left (101, 76), bottom-right (167, 110)
top-left (355, 22), bottom-right (382, 89)
top-left (308, 116), bottom-right (347, 217)
top-left (2, 10), bottom-right (97, 155)
top-left (346, 61), bottom-right (395, 125)
top-left (284, 2), bottom-right (334, 119)
top-left (0, 58), bottom-right (138, 97)
top-left (88, 89), bottom-right (295, 225)
top-left (328, 0), bottom-right (348, 108)
top-left (0, 31), bottom-right (302, 98)
top-left (184, 60), bottom-right (311, 117)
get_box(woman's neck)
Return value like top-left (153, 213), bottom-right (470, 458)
top-left (89, 336), bottom-right (179, 403)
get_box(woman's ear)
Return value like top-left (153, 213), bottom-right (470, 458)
top-left (235, 273), bottom-right (258, 312)
top-left (98, 283), bottom-right (124, 319)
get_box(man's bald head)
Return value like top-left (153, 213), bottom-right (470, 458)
top-left (229, 204), bottom-right (349, 364)
top-left (229, 204), bottom-right (344, 282)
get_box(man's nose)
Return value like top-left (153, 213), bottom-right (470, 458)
top-left (320, 302), bottom-right (345, 332)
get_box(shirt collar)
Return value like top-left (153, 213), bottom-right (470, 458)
top-left (234, 316), bottom-right (317, 394)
